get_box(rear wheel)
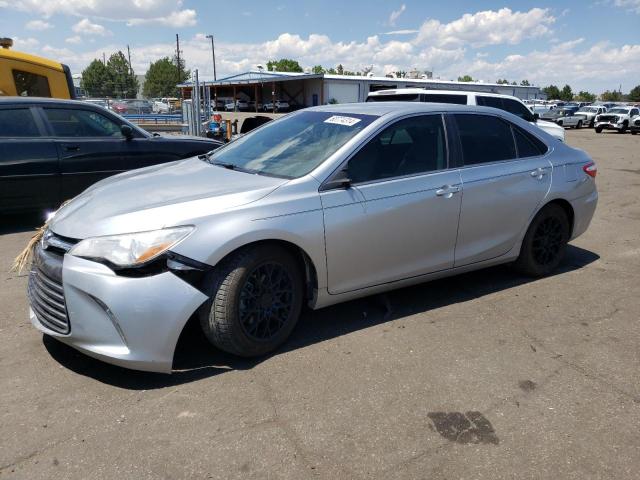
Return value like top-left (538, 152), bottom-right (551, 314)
top-left (199, 245), bottom-right (304, 357)
top-left (595, 126), bottom-right (603, 133)
top-left (514, 204), bottom-right (570, 277)
top-left (577, 120), bottom-right (583, 129)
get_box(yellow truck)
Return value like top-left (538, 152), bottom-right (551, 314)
top-left (0, 38), bottom-right (75, 99)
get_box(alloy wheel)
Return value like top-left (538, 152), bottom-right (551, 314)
top-left (531, 217), bottom-right (564, 266)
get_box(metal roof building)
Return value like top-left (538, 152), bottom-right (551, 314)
top-left (178, 70), bottom-right (545, 112)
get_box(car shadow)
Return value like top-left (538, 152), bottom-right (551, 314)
top-left (43, 245), bottom-right (599, 390)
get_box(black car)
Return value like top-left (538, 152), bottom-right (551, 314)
top-left (0, 98), bottom-right (222, 214)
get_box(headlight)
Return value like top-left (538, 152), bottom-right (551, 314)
top-left (69, 226), bottom-right (194, 268)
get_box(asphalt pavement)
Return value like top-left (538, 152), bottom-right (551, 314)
top-left (1, 129), bottom-right (638, 479)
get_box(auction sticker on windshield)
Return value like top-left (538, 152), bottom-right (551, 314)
top-left (324, 115), bottom-right (362, 127)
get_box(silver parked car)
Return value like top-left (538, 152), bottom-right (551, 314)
top-left (29, 103), bottom-right (598, 372)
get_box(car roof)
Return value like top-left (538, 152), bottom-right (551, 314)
top-left (366, 88), bottom-right (524, 100)
top-left (306, 101), bottom-right (513, 117)
top-left (0, 97), bottom-right (98, 106)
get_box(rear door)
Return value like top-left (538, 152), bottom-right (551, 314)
top-left (0, 105), bottom-right (60, 213)
top-left (451, 113), bottom-right (552, 266)
top-left (39, 106), bottom-right (127, 199)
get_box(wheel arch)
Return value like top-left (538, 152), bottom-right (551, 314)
top-left (539, 198), bottom-right (575, 238)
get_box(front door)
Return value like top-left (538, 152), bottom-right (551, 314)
top-left (321, 114), bottom-right (462, 294)
top-left (40, 107), bottom-right (127, 199)
top-left (451, 113), bottom-right (552, 266)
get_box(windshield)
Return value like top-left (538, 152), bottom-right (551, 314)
top-left (207, 111), bottom-right (377, 178)
top-left (608, 108), bottom-right (628, 114)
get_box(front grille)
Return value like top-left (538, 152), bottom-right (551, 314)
top-left (599, 115), bottom-right (617, 122)
top-left (28, 246), bottom-right (70, 334)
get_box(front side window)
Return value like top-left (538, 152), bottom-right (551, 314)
top-left (348, 115), bottom-right (447, 183)
top-left (12, 70), bottom-right (51, 97)
top-left (476, 96), bottom-right (503, 110)
top-left (44, 109), bottom-right (122, 137)
top-left (0, 108), bottom-right (40, 137)
top-left (207, 111), bottom-right (377, 178)
top-left (454, 114), bottom-right (516, 165)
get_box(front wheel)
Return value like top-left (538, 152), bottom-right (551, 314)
top-left (514, 204), bottom-right (570, 277)
top-left (577, 120), bottom-right (583, 129)
top-left (619, 122), bottom-right (628, 133)
top-left (595, 126), bottom-right (603, 133)
top-left (199, 245), bottom-right (304, 357)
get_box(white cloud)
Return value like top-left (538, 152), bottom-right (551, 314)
top-left (25, 20), bottom-right (53, 31)
top-left (414, 8), bottom-right (555, 48)
top-left (613, 0), bottom-right (640, 13)
top-left (66, 36), bottom-right (83, 44)
top-left (388, 4), bottom-right (407, 26)
top-left (3, 0), bottom-right (197, 25)
top-left (384, 29), bottom-right (419, 35)
top-left (11, 37), bottom-right (40, 50)
top-left (127, 8), bottom-right (196, 27)
top-left (72, 18), bottom-right (112, 36)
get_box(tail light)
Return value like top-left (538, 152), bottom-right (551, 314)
top-left (583, 161), bottom-right (597, 178)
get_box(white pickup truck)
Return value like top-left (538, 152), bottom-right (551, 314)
top-left (595, 106), bottom-right (640, 133)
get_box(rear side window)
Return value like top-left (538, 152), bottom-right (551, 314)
top-left (421, 93), bottom-right (467, 105)
top-left (0, 108), bottom-right (40, 137)
top-left (44, 108), bottom-right (122, 137)
top-left (12, 70), bottom-right (52, 97)
top-left (512, 126), bottom-right (547, 158)
top-left (502, 98), bottom-right (534, 121)
top-left (476, 96), bottom-right (503, 109)
top-left (367, 94), bottom-right (420, 102)
top-left (454, 114), bottom-right (516, 165)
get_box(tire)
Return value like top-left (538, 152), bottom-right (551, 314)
top-left (199, 245), bottom-right (304, 357)
top-left (619, 122), bottom-right (628, 134)
top-left (595, 127), bottom-right (603, 133)
top-left (589, 120), bottom-right (595, 128)
top-left (577, 120), bottom-right (583, 129)
top-left (514, 204), bottom-right (570, 277)
top-left (632, 130), bottom-right (638, 135)
top-left (557, 120), bottom-right (563, 127)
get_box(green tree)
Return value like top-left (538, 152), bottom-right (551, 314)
top-left (520, 79), bottom-right (531, 86)
top-left (543, 85), bottom-right (561, 99)
top-left (266, 58), bottom-right (303, 72)
top-left (106, 51), bottom-right (139, 99)
top-left (628, 85), bottom-right (640, 102)
top-left (311, 65), bottom-right (325, 74)
top-left (457, 75), bottom-right (474, 82)
top-left (143, 57), bottom-right (187, 98)
top-left (81, 59), bottom-right (113, 97)
top-left (336, 64), bottom-right (344, 75)
top-left (496, 79), bottom-right (510, 84)
top-left (394, 70), bottom-right (406, 78)
top-left (601, 90), bottom-right (622, 102)
top-left (326, 67), bottom-right (337, 74)
top-left (559, 84), bottom-right (573, 102)
top-left (575, 91), bottom-right (596, 102)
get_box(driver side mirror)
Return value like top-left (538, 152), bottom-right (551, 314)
top-left (320, 167), bottom-right (352, 191)
top-left (533, 113), bottom-right (540, 122)
top-left (121, 124), bottom-right (134, 140)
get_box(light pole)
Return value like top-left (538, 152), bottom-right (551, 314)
top-left (205, 34), bottom-right (217, 81)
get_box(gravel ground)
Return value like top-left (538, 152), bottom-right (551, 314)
top-left (1, 128), bottom-right (638, 479)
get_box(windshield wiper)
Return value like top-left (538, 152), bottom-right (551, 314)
top-left (210, 161), bottom-right (238, 170)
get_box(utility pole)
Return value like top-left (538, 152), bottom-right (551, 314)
top-left (102, 52), bottom-right (106, 64)
top-left (127, 44), bottom-right (132, 75)
top-left (175, 34), bottom-right (182, 86)
top-left (205, 34), bottom-right (217, 81)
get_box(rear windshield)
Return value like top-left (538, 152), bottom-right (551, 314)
top-left (207, 111), bottom-right (377, 178)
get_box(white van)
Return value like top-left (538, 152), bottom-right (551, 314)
top-left (367, 89), bottom-right (565, 141)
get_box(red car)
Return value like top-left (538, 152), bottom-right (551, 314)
top-left (109, 101), bottom-right (128, 114)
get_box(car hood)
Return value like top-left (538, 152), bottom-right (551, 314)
top-left (49, 158), bottom-right (288, 239)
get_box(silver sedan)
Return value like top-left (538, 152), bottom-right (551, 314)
top-left (29, 103), bottom-right (598, 372)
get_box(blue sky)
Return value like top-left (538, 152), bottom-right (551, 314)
top-left (1, 0), bottom-right (639, 92)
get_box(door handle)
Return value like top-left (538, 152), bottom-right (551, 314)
top-left (530, 167), bottom-right (548, 179)
top-left (63, 145), bottom-right (80, 151)
top-left (436, 185), bottom-right (461, 197)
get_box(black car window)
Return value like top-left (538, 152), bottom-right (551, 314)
top-left (349, 115), bottom-right (446, 183)
top-left (12, 70), bottom-right (52, 97)
top-left (476, 96), bottom-right (503, 109)
top-left (631, 109), bottom-right (639, 117)
top-left (454, 114), bottom-right (516, 165)
top-left (502, 98), bottom-right (534, 121)
top-left (367, 94), bottom-right (420, 102)
top-left (44, 108), bottom-right (122, 137)
top-left (421, 93), bottom-right (467, 105)
top-left (0, 108), bottom-right (40, 137)
top-left (512, 125), bottom-right (548, 158)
